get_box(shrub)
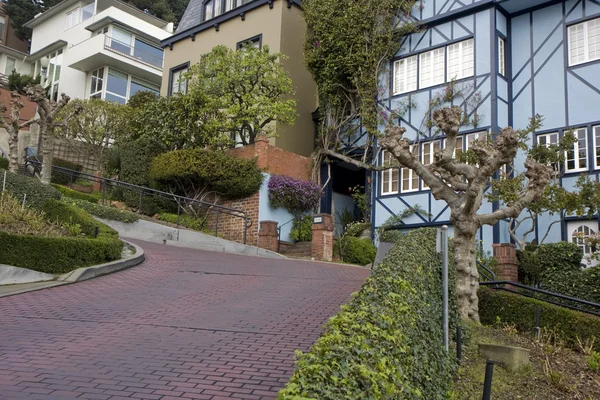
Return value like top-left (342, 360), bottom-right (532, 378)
top-left (51, 184), bottom-right (99, 203)
top-left (0, 193), bottom-right (64, 236)
top-left (290, 216), bottom-right (312, 242)
top-left (0, 200), bottom-right (122, 274)
top-left (278, 229), bottom-right (456, 399)
top-left (0, 157), bottom-right (8, 169)
top-left (158, 212), bottom-right (204, 231)
top-left (338, 236), bottom-right (376, 266)
top-left (150, 148), bottom-right (264, 200)
top-left (268, 174), bottom-right (321, 215)
top-left (62, 198), bottom-right (139, 223)
top-left (344, 221), bottom-right (371, 238)
top-left (479, 287), bottom-right (600, 351)
top-left (537, 241), bottom-right (583, 273)
top-left (517, 247), bottom-right (540, 285)
top-left (51, 158), bottom-right (83, 185)
top-left (0, 169), bottom-right (61, 209)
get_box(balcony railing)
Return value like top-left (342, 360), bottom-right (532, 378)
top-left (104, 35), bottom-right (163, 69)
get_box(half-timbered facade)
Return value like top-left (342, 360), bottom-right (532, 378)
top-left (373, 0), bottom-right (600, 257)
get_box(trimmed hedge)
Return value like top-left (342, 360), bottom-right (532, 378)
top-left (0, 169), bottom-right (61, 209)
top-left (479, 287), bottom-right (600, 351)
top-left (0, 157), bottom-right (8, 169)
top-left (278, 228), bottom-right (456, 399)
top-left (339, 236), bottom-right (376, 266)
top-left (51, 158), bottom-right (83, 185)
top-left (51, 184), bottom-right (99, 203)
top-left (158, 212), bottom-right (203, 231)
top-left (0, 200), bottom-right (122, 274)
top-left (62, 198), bottom-right (139, 223)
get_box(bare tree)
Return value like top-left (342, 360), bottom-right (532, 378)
top-left (0, 92), bottom-right (38, 172)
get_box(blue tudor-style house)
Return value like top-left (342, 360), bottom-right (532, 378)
top-left (372, 0), bottom-right (600, 258)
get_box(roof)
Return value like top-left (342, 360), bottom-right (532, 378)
top-left (177, 0), bottom-right (203, 33)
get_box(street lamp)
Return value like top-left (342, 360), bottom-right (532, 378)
top-left (39, 56), bottom-right (50, 87)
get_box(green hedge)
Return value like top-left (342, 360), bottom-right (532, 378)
top-left (0, 157), bottom-right (8, 169)
top-left (62, 198), bottom-right (139, 223)
top-left (0, 200), bottom-right (122, 274)
top-left (158, 212), bottom-right (203, 231)
top-left (479, 287), bottom-right (600, 351)
top-left (0, 169), bottom-right (61, 209)
top-left (51, 158), bottom-right (83, 185)
top-left (51, 184), bottom-right (99, 203)
top-left (338, 236), bottom-right (376, 266)
top-left (279, 229), bottom-right (456, 400)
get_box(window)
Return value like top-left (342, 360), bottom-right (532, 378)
top-left (499, 37), bottom-right (506, 76)
top-left (422, 141), bottom-right (441, 189)
top-left (571, 223), bottom-right (596, 256)
top-left (5, 57), bottom-right (15, 75)
top-left (170, 64), bottom-right (189, 95)
top-left (36, 49), bottom-right (63, 100)
top-left (237, 35), bottom-right (262, 50)
top-left (204, 0), bottom-right (214, 20)
top-left (593, 126), bottom-right (600, 169)
top-left (105, 68), bottom-right (128, 104)
top-left (225, 0), bottom-right (235, 12)
top-left (465, 132), bottom-right (482, 150)
top-left (568, 17), bottom-right (600, 66)
top-left (401, 146), bottom-right (419, 193)
top-left (419, 47), bottom-right (445, 88)
top-left (110, 26), bottom-right (133, 55)
top-left (393, 56), bottom-right (418, 95)
top-left (90, 68), bottom-right (104, 99)
top-left (134, 39), bottom-right (163, 68)
top-left (81, 3), bottom-right (94, 21)
top-left (447, 39), bottom-right (474, 81)
top-left (214, 0), bottom-right (223, 17)
top-left (537, 132), bottom-right (559, 147)
top-left (381, 150), bottom-right (399, 195)
top-left (65, 7), bottom-right (80, 29)
top-left (130, 78), bottom-right (159, 97)
top-left (565, 128), bottom-right (588, 172)
top-left (0, 16), bottom-right (5, 42)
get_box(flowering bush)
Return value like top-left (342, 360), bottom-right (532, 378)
top-left (268, 175), bottom-right (322, 215)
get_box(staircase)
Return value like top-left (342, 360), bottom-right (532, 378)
top-left (279, 241), bottom-right (312, 259)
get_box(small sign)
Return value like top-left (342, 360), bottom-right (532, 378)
top-left (313, 216), bottom-right (323, 224)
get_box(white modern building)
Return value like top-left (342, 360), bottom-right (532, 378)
top-left (24, 0), bottom-right (174, 103)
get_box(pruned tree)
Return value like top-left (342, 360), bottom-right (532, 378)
top-left (186, 44), bottom-right (296, 146)
top-left (26, 85), bottom-right (79, 184)
top-left (0, 91), bottom-right (38, 172)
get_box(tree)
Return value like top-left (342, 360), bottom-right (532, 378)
top-left (3, 0), bottom-right (62, 41)
top-left (25, 84), bottom-right (79, 184)
top-left (7, 70), bottom-right (41, 93)
top-left (0, 91), bottom-right (38, 172)
top-left (186, 45), bottom-right (296, 146)
top-left (55, 98), bottom-right (127, 173)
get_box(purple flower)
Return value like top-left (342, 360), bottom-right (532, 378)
top-left (268, 175), bottom-right (322, 215)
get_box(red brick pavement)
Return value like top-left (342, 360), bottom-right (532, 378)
top-left (0, 241), bottom-right (369, 400)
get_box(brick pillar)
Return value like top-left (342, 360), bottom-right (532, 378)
top-left (312, 214), bottom-right (334, 262)
top-left (258, 221), bottom-right (279, 253)
top-left (254, 135), bottom-right (269, 170)
top-left (493, 243), bottom-right (519, 282)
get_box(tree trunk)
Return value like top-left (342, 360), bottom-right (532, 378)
top-left (40, 128), bottom-right (54, 185)
top-left (8, 131), bottom-right (19, 173)
top-left (452, 218), bottom-right (480, 322)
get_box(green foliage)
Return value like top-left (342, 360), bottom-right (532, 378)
top-left (290, 216), bottom-right (313, 242)
top-left (103, 146), bottom-right (122, 179)
top-left (587, 351), bottom-right (600, 371)
top-left (350, 185), bottom-right (370, 222)
top-left (479, 287), bottom-right (600, 352)
top-left (517, 247), bottom-right (541, 285)
top-left (538, 241), bottom-right (583, 273)
top-left (338, 236), bottom-right (376, 266)
top-left (7, 70), bottom-right (40, 93)
top-left (157, 212), bottom-right (204, 231)
top-left (150, 148), bottom-right (264, 200)
top-left (51, 184), bottom-right (98, 204)
top-left (344, 221), bottom-right (371, 238)
top-left (51, 158), bottom-right (83, 185)
top-left (0, 169), bottom-right (61, 209)
top-left (0, 157), bottom-right (8, 170)
top-left (376, 205), bottom-right (431, 243)
top-left (187, 45), bottom-right (296, 145)
top-left (279, 229), bottom-right (456, 399)
top-left (62, 198), bottom-right (139, 223)
top-left (0, 193), bottom-right (64, 236)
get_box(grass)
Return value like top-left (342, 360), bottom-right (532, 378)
top-left (451, 321), bottom-right (600, 399)
top-left (0, 193), bottom-right (66, 237)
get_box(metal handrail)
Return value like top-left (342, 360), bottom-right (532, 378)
top-left (104, 35), bottom-right (163, 69)
top-left (277, 217), bottom-right (297, 253)
top-left (480, 280), bottom-right (600, 317)
top-left (477, 260), bottom-right (496, 282)
top-left (26, 160), bottom-right (252, 244)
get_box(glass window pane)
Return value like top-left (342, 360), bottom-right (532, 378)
top-left (130, 79), bottom-right (159, 97)
top-left (107, 69), bottom-right (128, 97)
top-left (82, 3), bottom-right (94, 21)
top-left (134, 39), bottom-right (163, 68)
top-left (5, 57), bottom-right (15, 75)
top-left (105, 93), bottom-right (126, 104)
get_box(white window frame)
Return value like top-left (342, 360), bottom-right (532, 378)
top-left (65, 7), bottom-right (80, 30)
top-left (568, 17), bottom-right (600, 66)
top-left (419, 47), bottom-right (445, 89)
top-left (381, 150), bottom-right (399, 195)
top-left (536, 132), bottom-right (559, 147)
top-left (170, 66), bottom-right (189, 95)
top-left (401, 145), bottom-right (419, 193)
top-left (498, 37), bottom-right (506, 76)
top-left (446, 38), bottom-right (474, 81)
top-left (569, 221), bottom-right (597, 257)
top-left (565, 128), bottom-right (588, 173)
top-left (5, 56), bottom-right (15, 75)
top-left (593, 125), bottom-right (600, 169)
top-left (393, 55), bottom-right (418, 95)
top-left (421, 141), bottom-right (441, 190)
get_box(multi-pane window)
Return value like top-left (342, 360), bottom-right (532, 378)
top-left (571, 224), bottom-right (596, 255)
top-left (594, 126), bottom-right (600, 169)
top-left (106, 69), bottom-right (128, 104)
top-left (537, 132), bottom-right (559, 147)
top-left (5, 57), bottom-right (15, 75)
top-left (565, 128), bottom-right (588, 172)
top-left (81, 3), bottom-right (94, 21)
top-left (498, 37), bottom-right (506, 76)
top-left (225, 0), bottom-right (235, 12)
top-left (90, 68), bottom-right (104, 98)
top-left (237, 36), bottom-right (261, 50)
top-left (419, 47), bottom-right (445, 88)
top-left (65, 7), bottom-right (80, 29)
top-left (465, 131), bottom-right (482, 150)
top-left (568, 17), bottom-right (600, 66)
top-left (447, 39), bottom-right (474, 81)
top-left (381, 150), bottom-right (399, 195)
top-left (170, 65), bottom-right (189, 95)
top-left (422, 141), bottom-right (441, 190)
top-left (34, 49), bottom-right (63, 101)
top-left (393, 55), bottom-right (418, 95)
top-left (401, 146), bottom-right (419, 193)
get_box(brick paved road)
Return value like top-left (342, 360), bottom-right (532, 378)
top-left (0, 241), bottom-right (369, 400)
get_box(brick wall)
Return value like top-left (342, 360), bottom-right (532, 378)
top-left (227, 136), bottom-right (312, 181)
top-left (206, 192), bottom-right (260, 246)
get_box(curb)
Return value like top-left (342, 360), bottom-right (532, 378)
top-left (58, 240), bottom-right (145, 282)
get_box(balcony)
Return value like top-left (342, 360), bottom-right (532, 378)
top-left (66, 34), bottom-right (163, 84)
